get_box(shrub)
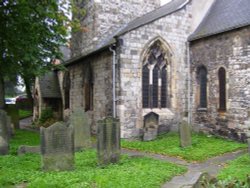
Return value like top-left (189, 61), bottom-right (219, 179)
top-left (39, 108), bottom-right (53, 124)
top-left (201, 176), bottom-right (250, 188)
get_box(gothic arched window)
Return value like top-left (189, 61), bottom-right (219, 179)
top-left (142, 40), bottom-right (169, 108)
top-left (198, 66), bottom-right (207, 108)
top-left (218, 67), bottom-right (226, 111)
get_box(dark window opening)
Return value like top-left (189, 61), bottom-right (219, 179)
top-left (142, 66), bottom-right (149, 108)
top-left (85, 66), bottom-right (94, 111)
top-left (161, 65), bottom-right (167, 108)
top-left (198, 66), bottom-right (207, 108)
top-left (218, 67), bottom-right (226, 111)
top-left (63, 72), bottom-right (70, 109)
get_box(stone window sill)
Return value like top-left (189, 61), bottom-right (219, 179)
top-left (197, 108), bottom-right (207, 112)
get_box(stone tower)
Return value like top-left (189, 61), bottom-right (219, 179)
top-left (71, 0), bottom-right (160, 57)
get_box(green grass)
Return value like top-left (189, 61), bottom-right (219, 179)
top-left (217, 154), bottom-right (250, 181)
top-left (0, 130), bottom-right (187, 188)
top-left (121, 133), bottom-right (247, 162)
top-left (9, 130), bottom-right (40, 155)
top-left (19, 110), bottom-right (32, 119)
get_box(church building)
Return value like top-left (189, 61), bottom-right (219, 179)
top-left (35, 0), bottom-right (250, 141)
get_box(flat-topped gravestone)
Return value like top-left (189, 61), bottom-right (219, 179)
top-left (143, 112), bottom-right (159, 141)
top-left (97, 117), bottom-right (120, 166)
top-left (179, 120), bottom-right (192, 147)
top-left (40, 122), bottom-right (74, 171)
top-left (0, 110), bottom-right (9, 155)
top-left (70, 109), bottom-right (91, 151)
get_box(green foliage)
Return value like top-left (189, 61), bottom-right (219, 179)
top-left (19, 110), bottom-right (32, 119)
top-left (201, 176), bottom-right (250, 188)
top-left (121, 133), bottom-right (247, 162)
top-left (39, 108), bottom-right (53, 124)
top-left (0, 0), bottom-right (85, 107)
top-left (0, 129), bottom-right (187, 187)
top-left (218, 154), bottom-right (250, 182)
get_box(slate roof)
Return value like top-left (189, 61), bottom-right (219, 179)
top-left (39, 72), bottom-right (61, 98)
top-left (65, 0), bottom-right (190, 66)
top-left (117, 0), bottom-right (190, 36)
top-left (189, 0), bottom-right (250, 41)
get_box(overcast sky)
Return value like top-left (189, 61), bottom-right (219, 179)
top-left (161, 0), bottom-right (172, 5)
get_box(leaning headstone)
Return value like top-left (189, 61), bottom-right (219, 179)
top-left (97, 117), bottom-right (120, 166)
top-left (18, 145), bottom-right (41, 155)
top-left (179, 120), bottom-right (192, 147)
top-left (0, 110), bottom-right (9, 155)
top-left (143, 112), bottom-right (159, 141)
top-left (6, 104), bottom-right (19, 129)
top-left (70, 109), bottom-right (91, 151)
top-left (40, 122), bottom-right (74, 171)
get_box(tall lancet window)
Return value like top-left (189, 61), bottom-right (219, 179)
top-left (198, 66), bottom-right (207, 108)
top-left (142, 40), bottom-right (169, 108)
top-left (218, 67), bottom-right (226, 111)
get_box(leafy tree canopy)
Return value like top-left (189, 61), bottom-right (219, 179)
top-left (0, 0), bottom-right (84, 108)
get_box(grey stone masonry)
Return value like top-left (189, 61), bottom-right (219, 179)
top-left (179, 120), bottom-right (192, 147)
top-left (67, 50), bottom-right (113, 134)
top-left (190, 26), bottom-right (250, 141)
top-left (0, 110), bottom-right (10, 155)
top-left (71, 0), bottom-right (160, 56)
top-left (97, 117), bottom-right (120, 166)
top-left (70, 109), bottom-right (91, 151)
top-left (40, 122), bottom-right (74, 171)
top-left (117, 4), bottom-right (193, 138)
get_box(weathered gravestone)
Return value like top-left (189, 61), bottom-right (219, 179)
top-left (246, 132), bottom-right (250, 156)
top-left (70, 109), bottom-right (91, 151)
top-left (6, 104), bottom-right (19, 129)
top-left (179, 120), bottom-right (192, 147)
top-left (0, 110), bottom-right (10, 155)
top-left (40, 122), bottom-right (74, 171)
top-left (143, 112), bottom-right (159, 141)
top-left (97, 117), bottom-right (120, 166)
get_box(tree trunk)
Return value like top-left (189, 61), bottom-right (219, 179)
top-left (0, 73), bottom-right (5, 109)
top-left (23, 76), bottom-right (33, 101)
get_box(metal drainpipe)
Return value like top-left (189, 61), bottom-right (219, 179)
top-left (109, 45), bottom-right (116, 118)
top-left (187, 41), bottom-right (192, 124)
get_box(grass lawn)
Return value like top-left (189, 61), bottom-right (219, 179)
top-left (19, 110), bottom-right (32, 119)
top-left (121, 133), bottom-right (247, 162)
top-left (217, 154), bottom-right (250, 182)
top-left (0, 130), bottom-right (187, 188)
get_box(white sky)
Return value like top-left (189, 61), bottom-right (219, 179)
top-left (161, 0), bottom-right (172, 5)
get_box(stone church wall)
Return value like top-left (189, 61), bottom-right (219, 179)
top-left (66, 50), bottom-right (113, 132)
top-left (71, 0), bottom-right (160, 57)
top-left (116, 5), bottom-right (193, 138)
top-left (190, 26), bottom-right (250, 141)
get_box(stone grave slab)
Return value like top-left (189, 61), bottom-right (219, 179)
top-left (70, 109), bottom-right (91, 151)
top-left (179, 120), bottom-right (192, 147)
top-left (40, 122), bottom-right (74, 171)
top-left (97, 117), bottom-right (120, 166)
top-left (18, 145), bottom-right (41, 155)
top-left (143, 112), bottom-right (159, 141)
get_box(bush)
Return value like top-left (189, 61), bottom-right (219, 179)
top-left (36, 108), bottom-right (57, 128)
top-left (201, 176), bottom-right (250, 188)
top-left (39, 108), bottom-right (53, 123)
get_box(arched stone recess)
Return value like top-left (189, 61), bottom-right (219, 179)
top-left (139, 37), bottom-right (177, 134)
